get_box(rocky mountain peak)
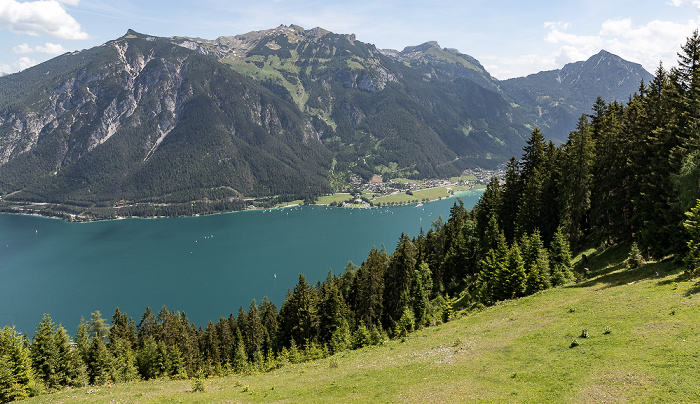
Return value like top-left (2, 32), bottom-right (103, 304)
top-left (400, 41), bottom-right (441, 55)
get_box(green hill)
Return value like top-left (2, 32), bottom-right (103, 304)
top-left (22, 246), bottom-right (700, 403)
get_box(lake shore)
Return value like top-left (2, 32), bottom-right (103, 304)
top-left (0, 185), bottom-right (485, 222)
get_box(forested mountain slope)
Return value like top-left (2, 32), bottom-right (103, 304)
top-left (0, 26), bottom-right (651, 217)
top-left (0, 31), bottom-right (332, 210)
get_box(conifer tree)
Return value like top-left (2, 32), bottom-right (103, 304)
top-left (411, 263), bottom-right (430, 327)
top-left (560, 115), bottom-right (594, 248)
top-left (550, 227), bottom-right (575, 286)
top-left (500, 157), bottom-right (522, 242)
top-left (243, 300), bottom-right (265, 363)
top-left (683, 199), bottom-right (700, 273)
top-left (86, 337), bottom-right (111, 385)
top-left (75, 318), bottom-right (90, 365)
top-left (54, 324), bottom-right (86, 387)
top-left (354, 247), bottom-right (387, 329)
top-left (231, 328), bottom-right (248, 373)
top-left (504, 242), bottom-right (527, 299)
top-left (0, 326), bottom-right (34, 402)
top-left (87, 311), bottom-right (110, 343)
top-left (278, 274), bottom-right (318, 347)
top-left (109, 339), bottom-right (138, 383)
top-left (382, 233), bottom-right (417, 330)
top-left (31, 314), bottom-right (59, 390)
top-left (318, 279), bottom-right (349, 348)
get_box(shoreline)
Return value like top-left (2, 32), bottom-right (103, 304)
top-left (0, 187), bottom-right (485, 223)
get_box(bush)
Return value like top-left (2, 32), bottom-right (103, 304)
top-left (191, 377), bottom-right (205, 393)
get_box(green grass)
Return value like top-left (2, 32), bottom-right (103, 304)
top-left (449, 174), bottom-right (478, 182)
top-left (375, 187), bottom-right (451, 205)
top-left (25, 247), bottom-right (700, 403)
top-left (315, 193), bottom-right (352, 205)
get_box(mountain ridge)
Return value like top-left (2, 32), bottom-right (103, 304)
top-left (0, 26), bottom-right (652, 219)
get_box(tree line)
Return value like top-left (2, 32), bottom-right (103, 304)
top-left (3, 31), bottom-right (700, 403)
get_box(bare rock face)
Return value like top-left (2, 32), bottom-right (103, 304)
top-left (0, 30), bottom-right (332, 207)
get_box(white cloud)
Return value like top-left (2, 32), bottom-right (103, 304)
top-left (0, 0), bottom-right (88, 39)
top-left (541, 17), bottom-right (700, 74)
top-left (669, 0), bottom-right (700, 9)
top-left (13, 42), bottom-right (67, 54)
top-left (0, 56), bottom-right (36, 75)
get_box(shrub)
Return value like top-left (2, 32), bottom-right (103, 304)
top-left (191, 377), bottom-right (205, 393)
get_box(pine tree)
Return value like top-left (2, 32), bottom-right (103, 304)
top-left (0, 326), bottom-right (34, 402)
top-left (550, 227), bottom-right (575, 286)
top-left (230, 328), bottom-right (248, 372)
top-left (86, 337), bottom-right (111, 385)
top-left (683, 199), bottom-right (700, 273)
top-left (87, 311), bottom-right (110, 343)
top-left (504, 242), bottom-right (527, 298)
top-left (354, 247), bottom-right (387, 329)
top-left (108, 308), bottom-right (136, 349)
top-left (31, 313), bottom-right (59, 390)
top-left (278, 274), bottom-right (318, 347)
top-left (75, 318), bottom-right (90, 365)
top-left (382, 233), bottom-right (417, 330)
top-left (500, 156), bottom-right (522, 242)
top-left (411, 262), bottom-right (430, 327)
top-left (560, 115), bottom-right (593, 248)
top-left (54, 324), bottom-right (86, 388)
top-left (109, 339), bottom-right (138, 383)
top-left (243, 300), bottom-right (265, 363)
top-left (318, 279), bottom-right (349, 348)
top-left (258, 297), bottom-right (279, 356)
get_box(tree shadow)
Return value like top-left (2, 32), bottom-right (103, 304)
top-left (571, 248), bottom-right (679, 289)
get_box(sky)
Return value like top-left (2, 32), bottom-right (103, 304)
top-left (0, 0), bottom-right (699, 79)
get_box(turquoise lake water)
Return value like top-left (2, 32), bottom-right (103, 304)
top-left (0, 191), bottom-right (482, 334)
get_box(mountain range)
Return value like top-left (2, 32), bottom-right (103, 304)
top-left (0, 25), bottom-right (653, 218)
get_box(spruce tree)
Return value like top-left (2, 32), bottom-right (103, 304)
top-left (231, 328), bottom-right (248, 373)
top-left (354, 247), bottom-right (387, 329)
top-left (382, 233), bottom-right (417, 330)
top-left (54, 324), bottom-right (86, 387)
top-left (31, 314), bottom-right (59, 390)
top-left (560, 115), bottom-right (593, 248)
top-left (505, 242), bottom-right (527, 298)
top-left (87, 337), bottom-right (111, 385)
top-left (550, 227), bottom-right (575, 286)
top-left (683, 199), bottom-right (700, 273)
top-left (0, 326), bottom-right (34, 402)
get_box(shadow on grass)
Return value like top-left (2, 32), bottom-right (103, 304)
top-left (571, 244), bottom-right (680, 289)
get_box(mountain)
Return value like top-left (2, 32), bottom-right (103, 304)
top-left (378, 42), bottom-right (654, 142)
top-left (500, 50), bottom-right (654, 139)
top-left (170, 25), bottom-right (531, 178)
top-left (0, 30), bottom-right (332, 214)
top-left (0, 26), bottom-right (652, 218)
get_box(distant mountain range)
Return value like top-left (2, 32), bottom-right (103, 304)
top-left (0, 25), bottom-right (653, 216)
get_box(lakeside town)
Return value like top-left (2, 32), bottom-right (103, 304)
top-left (324, 165), bottom-right (506, 208)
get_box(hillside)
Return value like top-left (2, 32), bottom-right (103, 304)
top-left (378, 42), bottom-right (654, 142)
top-left (0, 26), bottom-right (652, 218)
top-left (0, 30), bottom-right (333, 216)
top-left (21, 246), bottom-right (700, 403)
top-left (172, 25), bottom-right (532, 177)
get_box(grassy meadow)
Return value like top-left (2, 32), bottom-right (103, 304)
top-left (24, 245), bottom-right (700, 403)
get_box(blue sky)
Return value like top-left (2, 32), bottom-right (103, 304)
top-left (1, 0), bottom-right (699, 79)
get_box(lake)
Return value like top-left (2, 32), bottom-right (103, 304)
top-left (0, 190), bottom-right (482, 334)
